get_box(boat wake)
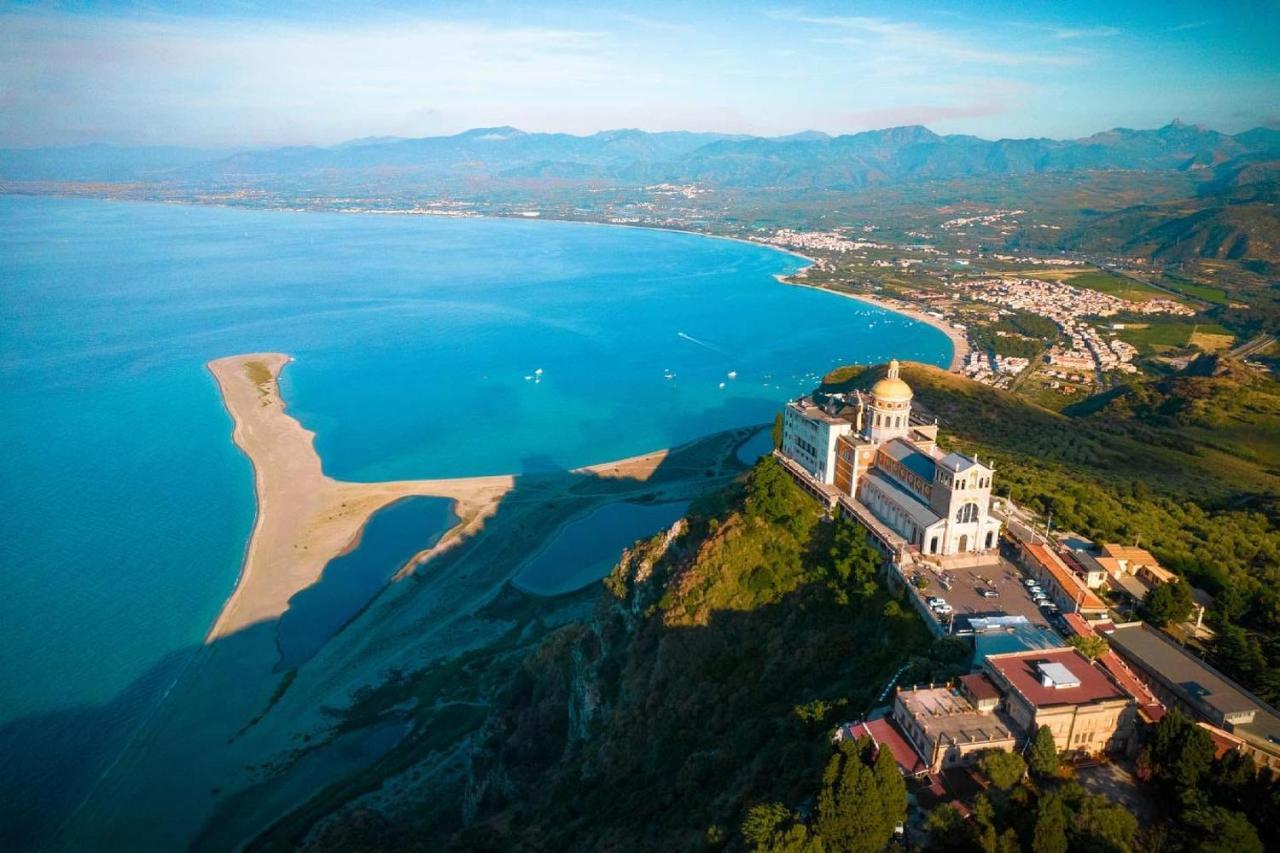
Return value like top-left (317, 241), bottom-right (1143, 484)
top-left (676, 330), bottom-right (731, 356)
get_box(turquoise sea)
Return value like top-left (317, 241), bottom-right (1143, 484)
top-left (0, 195), bottom-right (949, 844)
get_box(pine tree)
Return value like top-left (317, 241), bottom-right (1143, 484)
top-left (1031, 793), bottom-right (1069, 853)
top-left (872, 743), bottom-right (907, 832)
top-left (816, 741), bottom-right (891, 853)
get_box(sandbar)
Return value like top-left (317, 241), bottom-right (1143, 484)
top-left (206, 353), bottom-right (679, 641)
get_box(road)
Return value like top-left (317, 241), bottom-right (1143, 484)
top-left (1228, 333), bottom-right (1275, 360)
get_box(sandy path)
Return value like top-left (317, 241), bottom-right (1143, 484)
top-left (206, 353), bottom-right (673, 641)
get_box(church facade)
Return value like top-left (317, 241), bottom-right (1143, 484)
top-left (780, 360), bottom-right (1001, 557)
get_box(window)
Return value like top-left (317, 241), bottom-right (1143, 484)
top-left (955, 503), bottom-right (979, 524)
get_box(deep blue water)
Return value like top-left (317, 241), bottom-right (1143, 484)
top-left (513, 500), bottom-right (692, 596)
top-left (276, 496), bottom-right (457, 669)
top-left (0, 194), bottom-right (949, 835)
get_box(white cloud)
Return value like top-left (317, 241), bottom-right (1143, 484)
top-left (773, 12), bottom-right (1086, 67)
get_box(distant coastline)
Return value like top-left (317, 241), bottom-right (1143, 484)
top-left (778, 276), bottom-right (969, 372)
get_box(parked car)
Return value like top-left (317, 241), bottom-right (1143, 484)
top-left (933, 603), bottom-right (954, 615)
top-left (980, 589), bottom-right (1000, 598)
top-left (927, 596), bottom-right (944, 607)
top-left (1023, 578), bottom-right (1038, 587)
top-left (1040, 602), bottom-right (1059, 613)
top-left (1033, 593), bottom-right (1049, 603)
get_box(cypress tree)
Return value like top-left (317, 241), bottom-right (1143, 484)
top-left (1027, 725), bottom-right (1059, 779)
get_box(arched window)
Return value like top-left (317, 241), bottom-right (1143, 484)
top-left (955, 503), bottom-right (979, 524)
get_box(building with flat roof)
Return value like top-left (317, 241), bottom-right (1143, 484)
top-left (890, 677), bottom-right (1019, 773)
top-left (984, 648), bottom-right (1136, 756)
top-left (1104, 622), bottom-right (1280, 771)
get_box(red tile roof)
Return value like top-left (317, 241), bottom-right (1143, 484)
top-left (1062, 612), bottom-right (1094, 637)
top-left (1024, 543), bottom-right (1107, 611)
top-left (844, 718), bottom-right (927, 777)
top-left (1097, 650), bottom-right (1163, 712)
top-left (958, 673), bottom-right (1001, 702)
top-left (987, 648), bottom-right (1126, 709)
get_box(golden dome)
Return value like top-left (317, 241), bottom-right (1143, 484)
top-left (870, 359), bottom-right (913, 402)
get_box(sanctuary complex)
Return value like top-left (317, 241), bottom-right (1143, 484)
top-left (779, 360), bottom-right (1001, 561)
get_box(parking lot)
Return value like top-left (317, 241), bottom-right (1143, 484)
top-left (908, 553), bottom-right (1054, 632)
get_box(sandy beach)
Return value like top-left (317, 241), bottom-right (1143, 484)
top-left (206, 353), bottom-right (691, 641)
top-left (778, 278), bottom-right (970, 372)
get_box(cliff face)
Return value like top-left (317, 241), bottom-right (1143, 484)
top-left (447, 460), bottom-right (935, 851)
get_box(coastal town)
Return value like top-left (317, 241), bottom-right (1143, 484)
top-left (775, 358), bottom-right (1280, 835)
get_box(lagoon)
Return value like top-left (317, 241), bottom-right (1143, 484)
top-left (513, 500), bottom-right (691, 596)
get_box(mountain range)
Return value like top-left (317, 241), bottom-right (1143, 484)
top-left (4, 121), bottom-right (1278, 190)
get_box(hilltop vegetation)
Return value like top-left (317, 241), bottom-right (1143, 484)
top-left (450, 458), bottom-right (938, 850)
top-left (826, 360), bottom-right (1280, 705)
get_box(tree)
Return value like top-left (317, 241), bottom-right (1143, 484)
top-left (1182, 805), bottom-right (1264, 853)
top-left (1142, 580), bottom-right (1193, 627)
top-left (742, 802), bottom-right (822, 853)
top-left (816, 741), bottom-right (892, 853)
top-left (978, 750), bottom-right (1027, 792)
top-left (1072, 793), bottom-right (1138, 852)
top-left (872, 744), bottom-right (907, 831)
top-left (1148, 707), bottom-right (1214, 796)
top-left (1031, 793), bottom-right (1069, 853)
top-left (1027, 725), bottom-right (1059, 779)
top-left (771, 412), bottom-right (784, 450)
top-left (924, 804), bottom-right (976, 851)
top-left (827, 516), bottom-right (881, 602)
top-left (1066, 633), bottom-right (1109, 661)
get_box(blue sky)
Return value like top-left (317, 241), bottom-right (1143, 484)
top-left (0, 0), bottom-right (1276, 147)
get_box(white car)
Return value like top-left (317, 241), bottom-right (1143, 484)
top-left (927, 596), bottom-right (944, 607)
top-left (1033, 592), bottom-right (1049, 603)
top-left (1023, 578), bottom-right (1038, 588)
top-left (932, 603), bottom-right (953, 615)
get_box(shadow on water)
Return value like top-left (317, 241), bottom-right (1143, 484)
top-left (0, 414), bottom-right (762, 853)
top-left (275, 496), bottom-right (457, 670)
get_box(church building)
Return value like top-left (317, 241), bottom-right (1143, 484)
top-left (780, 360), bottom-right (1001, 557)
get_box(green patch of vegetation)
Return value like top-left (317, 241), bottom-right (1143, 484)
top-left (1160, 275), bottom-right (1229, 305)
top-left (1115, 319), bottom-right (1196, 352)
top-left (243, 360), bottom-right (273, 389)
top-left (970, 309), bottom-right (1059, 359)
top-left (1068, 269), bottom-right (1172, 302)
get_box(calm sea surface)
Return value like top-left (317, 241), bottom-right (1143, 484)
top-left (0, 195), bottom-right (949, 836)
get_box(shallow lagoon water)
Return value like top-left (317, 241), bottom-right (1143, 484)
top-left (0, 195), bottom-right (949, 842)
top-left (514, 500), bottom-right (692, 596)
top-left (276, 496), bottom-right (457, 669)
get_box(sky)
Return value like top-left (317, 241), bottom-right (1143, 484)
top-left (0, 0), bottom-right (1277, 148)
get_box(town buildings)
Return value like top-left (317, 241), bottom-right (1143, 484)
top-left (883, 647), bottom-right (1142, 778)
top-left (1105, 622), bottom-right (1280, 771)
top-left (1016, 541), bottom-right (1110, 620)
top-left (779, 360), bottom-right (1001, 559)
